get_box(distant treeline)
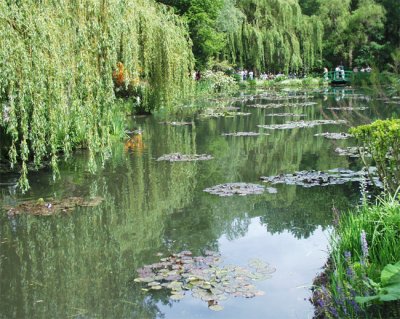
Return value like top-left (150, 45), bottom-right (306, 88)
top-left (157, 0), bottom-right (399, 71)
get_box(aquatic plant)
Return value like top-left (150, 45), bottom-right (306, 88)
top-left (314, 132), bottom-right (352, 140)
top-left (134, 251), bottom-right (276, 311)
top-left (203, 183), bottom-right (272, 197)
top-left (0, 0), bottom-right (194, 191)
top-left (221, 132), bottom-right (268, 137)
top-left (257, 119), bottom-right (347, 130)
top-left (157, 153), bottom-right (213, 162)
top-left (261, 168), bottom-right (381, 188)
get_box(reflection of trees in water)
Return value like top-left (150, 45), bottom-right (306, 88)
top-left (256, 184), bottom-right (359, 239)
top-left (0, 122), bottom-right (199, 319)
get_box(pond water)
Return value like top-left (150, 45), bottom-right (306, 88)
top-left (1, 87), bottom-right (399, 319)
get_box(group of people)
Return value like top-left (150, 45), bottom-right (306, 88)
top-left (353, 66), bottom-right (372, 73)
top-left (323, 64), bottom-right (372, 80)
top-left (237, 70), bottom-right (305, 81)
top-left (238, 70), bottom-right (255, 80)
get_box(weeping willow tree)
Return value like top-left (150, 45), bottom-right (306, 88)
top-left (223, 0), bottom-right (323, 72)
top-left (0, 0), bottom-right (194, 191)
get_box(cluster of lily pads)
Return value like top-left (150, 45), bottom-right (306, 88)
top-left (203, 182), bottom-right (277, 197)
top-left (257, 120), bottom-right (347, 130)
top-left (134, 251), bottom-right (275, 311)
top-left (247, 103), bottom-right (285, 109)
top-left (159, 121), bottom-right (193, 126)
top-left (335, 147), bottom-right (371, 158)
top-left (200, 108), bottom-right (251, 118)
top-left (265, 113), bottom-right (306, 117)
top-left (286, 102), bottom-right (318, 107)
top-left (5, 196), bottom-right (104, 216)
top-left (221, 132), bottom-right (268, 137)
top-left (260, 168), bottom-right (381, 188)
top-left (314, 132), bottom-right (352, 140)
top-left (327, 107), bottom-right (368, 111)
top-left (157, 153), bottom-right (213, 162)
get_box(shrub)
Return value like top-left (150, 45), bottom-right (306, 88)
top-left (201, 70), bottom-right (238, 93)
top-left (350, 119), bottom-right (400, 193)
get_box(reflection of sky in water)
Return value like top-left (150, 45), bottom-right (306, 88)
top-left (159, 219), bottom-right (329, 319)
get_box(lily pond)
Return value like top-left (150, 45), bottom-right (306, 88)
top-left (1, 87), bottom-right (399, 319)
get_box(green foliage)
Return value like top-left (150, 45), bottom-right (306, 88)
top-left (356, 261), bottom-right (400, 303)
top-left (318, 0), bottom-right (386, 68)
top-left (158, 0), bottom-right (227, 68)
top-left (350, 119), bottom-right (400, 193)
top-left (200, 70), bottom-right (238, 93)
top-left (224, 0), bottom-right (323, 73)
top-left (388, 48), bottom-right (400, 74)
top-left (316, 197), bottom-right (400, 318)
top-left (158, 0), bottom-right (323, 72)
top-left (0, 0), bottom-right (194, 191)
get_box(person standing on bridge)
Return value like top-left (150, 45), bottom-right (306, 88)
top-left (323, 67), bottom-right (329, 80)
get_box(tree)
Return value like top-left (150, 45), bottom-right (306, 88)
top-left (317, 0), bottom-right (385, 68)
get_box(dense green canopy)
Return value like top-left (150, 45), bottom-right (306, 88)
top-left (158, 0), bottom-right (323, 71)
top-left (223, 0), bottom-right (323, 72)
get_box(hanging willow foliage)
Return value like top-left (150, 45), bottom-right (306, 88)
top-left (0, 0), bottom-right (194, 191)
top-left (223, 0), bottom-right (323, 73)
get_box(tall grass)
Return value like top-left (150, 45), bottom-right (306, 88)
top-left (314, 196), bottom-right (400, 318)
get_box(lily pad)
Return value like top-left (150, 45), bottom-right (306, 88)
top-left (159, 121), bottom-right (193, 126)
top-left (257, 120), bottom-right (346, 130)
top-left (157, 153), bottom-right (213, 162)
top-left (314, 132), bottom-right (352, 140)
top-left (204, 183), bottom-right (266, 197)
top-left (170, 294), bottom-right (185, 300)
top-left (247, 103), bottom-right (285, 109)
top-left (221, 132), bottom-right (269, 137)
top-left (200, 109), bottom-right (251, 118)
top-left (5, 196), bottom-right (104, 217)
top-left (209, 304), bottom-right (224, 311)
top-left (260, 168), bottom-right (382, 188)
top-left (335, 147), bottom-right (371, 158)
top-left (265, 113), bottom-right (306, 117)
top-left (134, 251), bottom-right (274, 311)
top-left (327, 107), bottom-right (368, 111)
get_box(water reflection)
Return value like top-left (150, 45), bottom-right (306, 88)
top-left (0, 88), bottom-right (398, 318)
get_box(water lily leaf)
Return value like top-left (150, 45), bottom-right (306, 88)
top-left (209, 304), bottom-right (224, 311)
top-left (150, 285), bottom-right (162, 290)
top-left (141, 277), bottom-right (155, 283)
top-left (148, 281), bottom-right (160, 287)
top-left (170, 294), bottom-right (185, 301)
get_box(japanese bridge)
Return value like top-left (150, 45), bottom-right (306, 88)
top-left (324, 70), bottom-right (353, 85)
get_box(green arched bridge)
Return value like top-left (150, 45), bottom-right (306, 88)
top-left (324, 70), bottom-right (353, 85)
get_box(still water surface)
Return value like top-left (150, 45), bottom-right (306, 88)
top-left (1, 88), bottom-right (398, 318)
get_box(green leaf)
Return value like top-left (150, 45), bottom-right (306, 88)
top-left (355, 295), bottom-right (380, 304)
top-left (381, 262), bottom-right (400, 286)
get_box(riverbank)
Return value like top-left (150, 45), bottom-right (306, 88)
top-left (312, 197), bottom-right (400, 318)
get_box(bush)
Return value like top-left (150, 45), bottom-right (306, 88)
top-left (350, 119), bottom-right (400, 193)
top-left (201, 70), bottom-right (238, 93)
